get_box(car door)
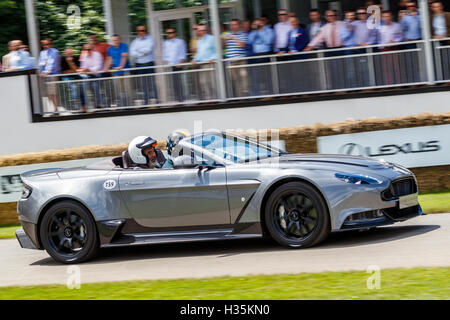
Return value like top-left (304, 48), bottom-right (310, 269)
top-left (119, 165), bottom-right (230, 229)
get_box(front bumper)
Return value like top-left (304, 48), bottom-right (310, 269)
top-left (15, 228), bottom-right (38, 250)
top-left (340, 204), bottom-right (422, 230)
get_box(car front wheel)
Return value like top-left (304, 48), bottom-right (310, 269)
top-left (40, 200), bottom-right (99, 264)
top-left (264, 182), bottom-right (330, 248)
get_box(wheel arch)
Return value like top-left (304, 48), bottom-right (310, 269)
top-left (259, 176), bottom-right (331, 236)
top-left (35, 196), bottom-right (96, 249)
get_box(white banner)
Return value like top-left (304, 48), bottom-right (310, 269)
top-left (0, 157), bottom-right (109, 203)
top-left (317, 124), bottom-right (450, 168)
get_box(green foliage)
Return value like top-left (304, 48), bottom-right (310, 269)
top-left (0, 0), bottom-right (27, 57)
top-left (37, 0), bottom-right (106, 55)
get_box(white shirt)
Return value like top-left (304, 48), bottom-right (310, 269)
top-left (130, 35), bottom-right (155, 64)
top-left (433, 15), bottom-right (447, 36)
top-left (379, 22), bottom-right (403, 46)
top-left (162, 38), bottom-right (187, 65)
top-left (274, 21), bottom-right (293, 50)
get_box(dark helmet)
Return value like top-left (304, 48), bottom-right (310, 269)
top-left (166, 130), bottom-right (189, 156)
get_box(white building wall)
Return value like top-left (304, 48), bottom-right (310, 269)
top-left (0, 74), bottom-right (449, 155)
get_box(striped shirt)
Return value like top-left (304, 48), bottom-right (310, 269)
top-left (225, 31), bottom-right (248, 59)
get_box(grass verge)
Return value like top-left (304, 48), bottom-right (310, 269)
top-left (418, 190), bottom-right (450, 214)
top-left (0, 267), bottom-right (449, 300)
top-left (0, 225), bottom-right (20, 239)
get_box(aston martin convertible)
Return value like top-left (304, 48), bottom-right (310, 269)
top-left (16, 131), bottom-right (422, 263)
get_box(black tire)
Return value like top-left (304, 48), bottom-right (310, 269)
top-left (264, 181), bottom-right (330, 248)
top-left (40, 200), bottom-right (99, 264)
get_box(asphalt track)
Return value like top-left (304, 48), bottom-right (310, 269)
top-left (0, 213), bottom-right (449, 287)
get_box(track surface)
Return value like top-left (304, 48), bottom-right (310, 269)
top-left (0, 214), bottom-right (449, 287)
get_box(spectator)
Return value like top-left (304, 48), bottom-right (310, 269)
top-left (304, 10), bottom-right (345, 51)
top-left (130, 25), bottom-right (158, 105)
top-left (38, 38), bottom-right (60, 113)
top-left (242, 20), bottom-right (251, 34)
top-left (89, 34), bottom-right (110, 60)
top-left (379, 11), bottom-right (404, 48)
top-left (192, 25), bottom-right (217, 100)
top-left (2, 41), bottom-right (15, 72)
top-left (7, 40), bottom-right (33, 71)
top-left (189, 24), bottom-right (200, 56)
top-left (274, 9), bottom-right (293, 53)
top-left (400, 1), bottom-right (422, 41)
top-left (222, 19), bottom-right (249, 97)
top-left (104, 34), bottom-right (130, 75)
top-left (353, 7), bottom-right (379, 46)
top-left (285, 17), bottom-right (310, 53)
top-left (78, 43), bottom-right (104, 110)
top-left (279, 16), bottom-right (310, 93)
top-left (249, 18), bottom-right (275, 55)
top-left (162, 27), bottom-right (187, 102)
top-left (104, 34), bottom-right (131, 107)
top-left (307, 9), bottom-right (326, 45)
top-left (340, 10), bottom-right (358, 48)
top-left (379, 10), bottom-right (404, 84)
top-left (430, 1), bottom-right (450, 39)
top-left (248, 18), bottom-right (275, 95)
top-left (61, 48), bottom-right (85, 111)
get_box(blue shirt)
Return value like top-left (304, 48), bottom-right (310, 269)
top-left (225, 31), bottom-right (248, 58)
top-left (10, 50), bottom-right (34, 70)
top-left (38, 47), bottom-right (60, 74)
top-left (248, 27), bottom-right (275, 54)
top-left (340, 21), bottom-right (358, 47)
top-left (401, 14), bottom-right (422, 40)
top-left (163, 38), bottom-right (187, 65)
top-left (193, 34), bottom-right (217, 62)
top-left (107, 43), bottom-right (130, 75)
top-left (130, 35), bottom-right (155, 64)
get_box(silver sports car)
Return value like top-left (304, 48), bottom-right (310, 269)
top-left (16, 131), bottom-right (422, 263)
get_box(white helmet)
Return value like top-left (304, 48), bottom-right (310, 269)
top-left (128, 136), bottom-right (158, 165)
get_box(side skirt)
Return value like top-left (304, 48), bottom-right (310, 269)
top-left (97, 219), bottom-right (263, 248)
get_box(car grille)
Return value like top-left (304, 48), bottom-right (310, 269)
top-left (382, 177), bottom-right (417, 201)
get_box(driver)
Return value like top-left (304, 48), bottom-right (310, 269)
top-left (127, 136), bottom-right (166, 169)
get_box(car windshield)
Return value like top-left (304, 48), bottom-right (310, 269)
top-left (190, 133), bottom-right (282, 163)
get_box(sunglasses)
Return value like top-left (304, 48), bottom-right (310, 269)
top-left (326, 14), bottom-right (337, 17)
top-left (137, 29), bottom-right (146, 32)
top-left (278, 13), bottom-right (287, 16)
top-left (167, 31), bottom-right (175, 34)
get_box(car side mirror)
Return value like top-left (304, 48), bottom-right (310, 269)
top-left (173, 155), bottom-right (198, 169)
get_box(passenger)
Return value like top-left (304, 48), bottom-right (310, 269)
top-left (163, 130), bottom-right (190, 169)
top-left (127, 136), bottom-right (166, 169)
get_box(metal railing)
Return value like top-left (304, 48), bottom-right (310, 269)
top-left (37, 39), bottom-right (448, 115)
top-left (40, 62), bottom-right (219, 114)
top-left (432, 37), bottom-right (450, 83)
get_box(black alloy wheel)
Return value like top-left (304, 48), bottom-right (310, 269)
top-left (264, 182), bottom-right (330, 248)
top-left (40, 200), bottom-right (99, 264)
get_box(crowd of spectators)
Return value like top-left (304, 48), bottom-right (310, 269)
top-left (1, 0), bottom-right (449, 112)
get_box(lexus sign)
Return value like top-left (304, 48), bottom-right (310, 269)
top-left (317, 124), bottom-right (450, 168)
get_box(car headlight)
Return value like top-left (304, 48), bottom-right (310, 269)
top-left (21, 185), bottom-right (32, 199)
top-left (335, 172), bottom-right (381, 185)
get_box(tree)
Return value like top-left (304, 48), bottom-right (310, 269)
top-left (0, 0), bottom-right (27, 57)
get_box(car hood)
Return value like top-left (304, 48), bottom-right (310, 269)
top-left (251, 153), bottom-right (413, 180)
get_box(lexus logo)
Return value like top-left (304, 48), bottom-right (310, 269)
top-left (339, 143), bottom-right (365, 156)
top-left (338, 141), bottom-right (441, 157)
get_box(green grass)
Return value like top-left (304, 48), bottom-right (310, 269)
top-left (0, 224), bottom-right (20, 239)
top-left (0, 267), bottom-right (449, 300)
top-left (418, 190), bottom-right (450, 214)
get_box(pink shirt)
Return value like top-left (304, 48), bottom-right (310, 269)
top-left (308, 21), bottom-right (345, 49)
top-left (80, 51), bottom-right (103, 72)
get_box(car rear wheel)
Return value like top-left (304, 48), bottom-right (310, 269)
top-left (264, 182), bottom-right (330, 248)
top-left (40, 200), bottom-right (99, 264)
